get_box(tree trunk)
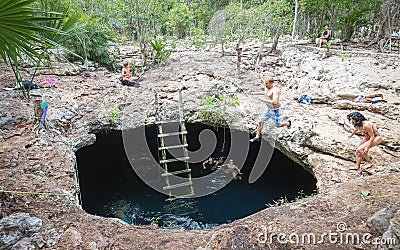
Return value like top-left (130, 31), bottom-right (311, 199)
top-left (254, 28), bottom-right (267, 65)
top-left (367, 0), bottom-right (391, 47)
top-left (236, 38), bottom-right (242, 77)
top-left (343, 25), bottom-right (355, 42)
top-left (291, 0), bottom-right (299, 39)
top-left (139, 41), bottom-right (147, 66)
top-left (319, 5), bottom-right (325, 29)
top-left (33, 99), bottom-right (42, 123)
top-left (269, 29), bottom-right (281, 54)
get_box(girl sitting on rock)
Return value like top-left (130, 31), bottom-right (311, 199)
top-left (122, 62), bottom-right (139, 84)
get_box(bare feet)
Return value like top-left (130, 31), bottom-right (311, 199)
top-left (350, 166), bottom-right (360, 170)
top-left (363, 162), bottom-right (374, 169)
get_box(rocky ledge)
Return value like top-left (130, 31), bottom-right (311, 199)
top-left (0, 43), bottom-right (399, 249)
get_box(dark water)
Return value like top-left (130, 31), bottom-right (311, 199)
top-left (76, 124), bottom-right (316, 229)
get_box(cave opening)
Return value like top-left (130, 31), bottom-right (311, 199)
top-left (76, 123), bottom-right (317, 229)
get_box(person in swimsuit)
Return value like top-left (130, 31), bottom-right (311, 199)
top-left (122, 62), bottom-right (139, 84)
top-left (347, 112), bottom-right (382, 170)
top-left (249, 76), bottom-right (291, 142)
top-left (316, 25), bottom-right (331, 48)
top-left (203, 157), bottom-right (218, 170)
top-left (219, 159), bottom-right (242, 180)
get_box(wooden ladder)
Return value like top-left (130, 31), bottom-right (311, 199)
top-left (155, 90), bottom-right (194, 201)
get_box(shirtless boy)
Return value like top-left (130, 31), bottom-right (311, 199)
top-left (250, 76), bottom-right (291, 142)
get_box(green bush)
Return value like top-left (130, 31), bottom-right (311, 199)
top-left (166, 4), bottom-right (194, 38)
top-left (306, 31), bottom-right (319, 42)
top-left (197, 94), bottom-right (240, 126)
top-left (149, 39), bottom-right (171, 64)
top-left (326, 41), bottom-right (334, 51)
top-left (64, 17), bottom-right (118, 71)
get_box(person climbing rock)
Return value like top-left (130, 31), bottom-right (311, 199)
top-left (347, 111), bottom-right (382, 170)
top-left (249, 76), bottom-right (291, 142)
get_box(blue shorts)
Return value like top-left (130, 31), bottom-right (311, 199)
top-left (259, 107), bottom-right (283, 126)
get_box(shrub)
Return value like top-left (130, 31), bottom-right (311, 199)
top-left (64, 18), bottom-right (118, 71)
top-left (197, 94), bottom-right (240, 126)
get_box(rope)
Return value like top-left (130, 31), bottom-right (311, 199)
top-left (223, 79), bottom-right (262, 123)
top-left (0, 189), bottom-right (68, 196)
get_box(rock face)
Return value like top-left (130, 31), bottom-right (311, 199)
top-left (0, 213), bottom-right (42, 249)
top-left (367, 202), bottom-right (400, 248)
top-left (0, 42), bottom-right (399, 249)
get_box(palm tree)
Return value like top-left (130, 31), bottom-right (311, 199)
top-left (0, 0), bottom-right (62, 97)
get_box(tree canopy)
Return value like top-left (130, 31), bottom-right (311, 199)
top-left (1, 0), bottom-right (399, 83)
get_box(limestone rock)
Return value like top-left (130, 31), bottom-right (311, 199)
top-left (367, 202), bottom-right (400, 248)
top-left (58, 227), bottom-right (82, 248)
top-left (73, 134), bottom-right (96, 150)
top-left (0, 213), bottom-right (42, 249)
top-left (394, 81), bottom-right (400, 93)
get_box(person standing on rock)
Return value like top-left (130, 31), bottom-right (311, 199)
top-left (347, 111), bottom-right (382, 170)
top-left (249, 76), bottom-right (291, 143)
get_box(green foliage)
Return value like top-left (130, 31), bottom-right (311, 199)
top-left (208, 0), bottom-right (292, 54)
top-left (266, 197), bottom-right (288, 207)
top-left (341, 55), bottom-right (348, 61)
top-left (330, 146), bottom-right (338, 154)
top-left (293, 190), bottom-right (318, 203)
top-left (26, 1), bottom-right (81, 96)
top-left (263, 0), bottom-right (293, 30)
top-left (337, 7), bottom-right (370, 41)
top-left (64, 16), bottom-right (118, 71)
top-left (326, 41), bottom-right (334, 51)
top-left (150, 217), bottom-right (160, 226)
top-left (166, 3), bottom-right (194, 38)
top-left (266, 190), bottom-right (318, 207)
top-left (318, 68), bottom-right (327, 74)
top-left (149, 39), bottom-right (171, 64)
top-left (37, 0), bottom-right (81, 47)
top-left (191, 0), bottom-right (231, 31)
top-left (0, 0), bottom-right (57, 65)
top-left (186, 28), bottom-right (208, 48)
top-left (300, 0), bottom-right (381, 41)
top-left (305, 31), bottom-right (319, 41)
top-left (0, 0), bottom-right (64, 97)
top-left (197, 94), bottom-right (240, 126)
top-left (224, 3), bottom-right (269, 42)
top-left (361, 190), bottom-right (371, 197)
top-left (88, 120), bottom-right (99, 127)
top-left (106, 107), bottom-right (121, 123)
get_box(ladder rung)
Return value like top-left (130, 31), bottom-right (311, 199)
top-left (158, 131), bottom-right (187, 137)
top-left (163, 181), bottom-right (193, 191)
top-left (160, 157), bottom-right (190, 164)
top-left (155, 119), bottom-right (184, 124)
top-left (166, 193), bottom-right (195, 201)
top-left (159, 144), bottom-right (188, 150)
top-left (161, 169), bottom-right (191, 177)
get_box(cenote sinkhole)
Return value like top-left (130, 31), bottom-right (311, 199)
top-left (76, 123), bottom-right (317, 229)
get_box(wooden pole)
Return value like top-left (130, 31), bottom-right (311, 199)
top-left (33, 99), bottom-right (42, 123)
